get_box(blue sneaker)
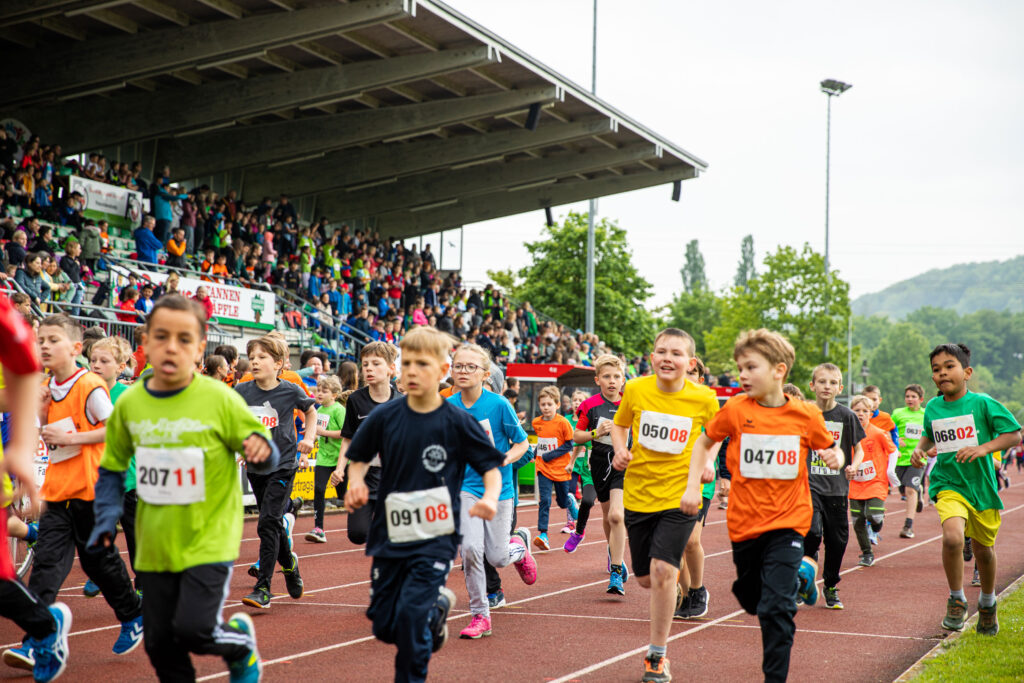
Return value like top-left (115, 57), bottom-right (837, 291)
top-left (28, 603), bottom-right (71, 683)
top-left (567, 497), bottom-right (579, 522)
top-left (868, 528), bottom-right (880, 546)
top-left (225, 612), bottom-right (261, 683)
top-left (797, 560), bottom-right (818, 606)
top-left (25, 522), bottom-right (39, 547)
top-left (82, 580), bottom-right (100, 598)
top-left (607, 565), bottom-right (625, 596)
top-left (283, 513), bottom-right (296, 554)
top-left (112, 615), bottom-right (144, 655)
top-left (487, 590), bottom-right (506, 609)
top-left (532, 532), bottom-right (549, 551)
top-left (622, 562), bottom-right (629, 584)
top-left (2, 644), bottom-right (34, 672)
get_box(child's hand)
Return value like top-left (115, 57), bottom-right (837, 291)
top-left (298, 454), bottom-right (310, 468)
top-left (612, 448), bottom-right (632, 471)
top-left (40, 424), bottom-right (73, 446)
top-left (564, 462), bottom-right (574, 474)
top-left (701, 460), bottom-right (715, 484)
top-left (844, 465), bottom-right (855, 481)
top-left (820, 446), bottom-right (843, 470)
top-left (329, 465), bottom-right (346, 487)
top-left (594, 421), bottom-right (612, 438)
top-left (679, 490), bottom-right (702, 516)
top-left (297, 438), bottom-right (315, 455)
top-left (910, 449), bottom-right (927, 468)
top-left (243, 435), bottom-right (271, 463)
top-left (955, 446), bottom-right (987, 463)
top-left (468, 496), bottom-right (497, 521)
top-left (344, 482), bottom-right (369, 512)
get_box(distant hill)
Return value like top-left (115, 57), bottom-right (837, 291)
top-left (852, 255), bottom-right (1024, 319)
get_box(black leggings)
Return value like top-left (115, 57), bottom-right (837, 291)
top-left (575, 485), bottom-right (598, 535)
top-left (312, 465), bottom-right (334, 529)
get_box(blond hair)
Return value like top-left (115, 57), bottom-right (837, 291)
top-left (782, 383), bottom-right (806, 401)
top-left (338, 389), bottom-right (355, 407)
top-left (811, 362), bottom-right (842, 382)
top-left (538, 385), bottom-right (560, 405)
top-left (361, 340), bottom-right (398, 365)
top-left (850, 395), bottom-right (873, 410)
top-left (653, 327), bottom-right (696, 356)
top-left (453, 342), bottom-right (491, 373)
top-left (247, 334), bottom-right (288, 363)
top-left (734, 328), bottom-right (796, 380)
top-left (318, 374), bottom-right (342, 396)
top-left (593, 353), bottom-right (623, 376)
top-left (91, 336), bottom-right (131, 365)
top-left (399, 327), bottom-right (452, 363)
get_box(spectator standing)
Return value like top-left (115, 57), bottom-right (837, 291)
top-left (58, 237), bottom-right (85, 315)
top-left (150, 171), bottom-right (181, 243)
top-left (134, 215), bottom-right (162, 265)
top-left (5, 229), bottom-right (27, 267)
top-left (165, 227), bottom-right (187, 269)
top-left (79, 220), bottom-right (102, 273)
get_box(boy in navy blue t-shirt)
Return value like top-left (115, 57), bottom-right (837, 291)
top-left (345, 328), bottom-right (503, 683)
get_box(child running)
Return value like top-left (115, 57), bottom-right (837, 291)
top-left (848, 395), bottom-right (898, 567)
top-left (344, 328), bottom-right (505, 682)
top-left (801, 363), bottom-right (864, 609)
top-left (612, 328), bottom-right (719, 682)
top-left (306, 375), bottom-right (345, 543)
top-left (531, 386), bottom-right (579, 551)
top-left (447, 342), bottom-right (535, 640)
top-left (685, 329), bottom-right (841, 683)
top-left (910, 343), bottom-right (1022, 635)
top-left (863, 385), bottom-right (900, 450)
top-left (236, 334), bottom-right (317, 608)
top-left (566, 389), bottom-right (591, 530)
top-left (88, 294), bottom-right (276, 681)
top-left (892, 384), bottom-right (927, 538)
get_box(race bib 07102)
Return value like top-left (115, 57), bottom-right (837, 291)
top-left (136, 446), bottom-right (205, 505)
top-left (853, 460), bottom-right (877, 482)
top-left (931, 414), bottom-right (979, 454)
top-left (638, 411), bottom-right (693, 454)
top-left (384, 486), bottom-right (454, 544)
top-left (739, 433), bottom-right (801, 480)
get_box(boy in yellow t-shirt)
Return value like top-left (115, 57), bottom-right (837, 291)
top-left (612, 328), bottom-right (718, 683)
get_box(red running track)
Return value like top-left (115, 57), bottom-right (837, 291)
top-left (4, 483), bottom-right (1024, 682)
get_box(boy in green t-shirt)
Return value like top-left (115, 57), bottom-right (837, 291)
top-left (911, 343), bottom-right (1022, 636)
top-left (88, 295), bottom-right (278, 682)
top-left (893, 383), bottom-right (927, 539)
top-left (306, 375), bottom-right (346, 544)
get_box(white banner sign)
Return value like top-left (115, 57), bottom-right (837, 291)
top-left (69, 175), bottom-right (144, 230)
top-left (139, 272), bottom-right (274, 329)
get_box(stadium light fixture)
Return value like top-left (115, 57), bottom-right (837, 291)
top-left (820, 78), bottom-right (852, 358)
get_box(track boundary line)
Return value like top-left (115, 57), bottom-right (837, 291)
top-left (713, 623), bottom-right (941, 641)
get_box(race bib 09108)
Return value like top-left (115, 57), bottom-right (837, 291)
top-left (384, 486), bottom-right (455, 544)
top-left (638, 411), bottom-right (692, 454)
top-left (738, 433), bottom-right (801, 480)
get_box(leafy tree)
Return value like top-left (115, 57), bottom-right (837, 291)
top-left (734, 234), bottom-right (756, 291)
top-left (664, 288), bottom-right (722, 358)
top-left (486, 267), bottom-right (521, 298)
top-left (513, 211), bottom-right (657, 357)
top-left (681, 239), bottom-right (708, 293)
top-left (866, 324), bottom-right (933, 412)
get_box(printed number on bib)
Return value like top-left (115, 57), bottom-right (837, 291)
top-left (931, 414), bottom-right (979, 454)
top-left (384, 486), bottom-right (454, 543)
top-left (810, 421), bottom-right (843, 475)
top-left (739, 434), bottom-right (801, 480)
top-left (853, 461), bottom-right (876, 482)
top-left (45, 416), bottom-right (81, 464)
top-left (536, 437), bottom-right (557, 458)
top-left (478, 418), bottom-right (495, 447)
top-left (905, 423), bottom-right (923, 440)
top-left (316, 414), bottom-right (330, 431)
top-left (638, 412), bottom-right (692, 454)
top-left (594, 417), bottom-right (614, 446)
top-left (136, 447), bottom-right (205, 505)
top-left (249, 404), bottom-right (279, 430)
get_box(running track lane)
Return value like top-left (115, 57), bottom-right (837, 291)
top-left (3, 485), bottom-right (1024, 682)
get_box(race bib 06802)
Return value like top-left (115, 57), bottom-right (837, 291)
top-left (384, 486), bottom-right (454, 544)
top-left (853, 460), bottom-right (877, 482)
top-left (931, 414), bottom-right (979, 454)
top-left (136, 446), bottom-right (205, 505)
top-left (739, 433), bottom-right (801, 480)
top-left (638, 412), bottom-right (693, 454)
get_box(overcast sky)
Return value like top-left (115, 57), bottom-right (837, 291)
top-left (442, 0), bottom-right (1024, 310)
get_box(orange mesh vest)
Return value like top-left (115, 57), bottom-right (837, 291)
top-left (40, 370), bottom-right (109, 502)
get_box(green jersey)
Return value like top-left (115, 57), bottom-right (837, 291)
top-left (569, 415), bottom-right (593, 487)
top-left (101, 374), bottom-right (272, 572)
top-left (107, 382), bottom-right (138, 491)
top-left (892, 406), bottom-right (925, 466)
top-left (924, 391), bottom-right (1021, 512)
top-left (315, 402), bottom-right (346, 468)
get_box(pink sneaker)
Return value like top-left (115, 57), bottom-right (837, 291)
top-left (459, 614), bottom-right (492, 639)
top-left (563, 530), bottom-right (584, 553)
top-left (560, 519), bottom-right (576, 534)
top-left (511, 528), bottom-right (538, 585)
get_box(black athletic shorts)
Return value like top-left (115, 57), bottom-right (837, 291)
top-left (624, 508), bottom-right (698, 577)
top-left (589, 449), bottom-right (624, 503)
top-left (697, 496), bottom-right (712, 526)
top-left (895, 464), bottom-right (924, 493)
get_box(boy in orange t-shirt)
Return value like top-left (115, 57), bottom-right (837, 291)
top-left (685, 329), bottom-right (841, 683)
top-left (863, 385), bottom-right (900, 449)
top-left (847, 395), bottom-right (899, 567)
top-left (530, 385), bottom-right (578, 551)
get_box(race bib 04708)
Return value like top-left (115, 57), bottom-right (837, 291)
top-left (931, 414), bottom-right (979, 454)
top-left (638, 411), bottom-right (693, 454)
top-left (739, 433), bottom-right (801, 480)
top-left (136, 446), bottom-right (205, 506)
top-left (384, 486), bottom-right (454, 544)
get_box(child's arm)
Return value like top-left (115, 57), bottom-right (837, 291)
top-left (503, 438), bottom-right (528, 467)
top-left (541, 439), bottom-right (573, 463)
top-left (466, 468), bottom-right (500, 521)
top-left (1, 365), bottom-right (42, 510)
top-left (955, 430), bottom-right (1022, 464)
top-left (297, 405), bottom-right (318, 455)
top-left (681, 433), bottom-right (715, 515)
top-left (844, 443), bottom-right (865, 480)
top-left (565, 444), bottom-right (584, 474)
top-left (887, 447), bottom-right (900, 488)
top-left (910, 436), bottom-right (934, 467)
top-left (344, 460), bottom-right (370, 511)
top-left (329, 438), bottom-right (352, 486)
top-left (611, 424), bottom-right (631, 471)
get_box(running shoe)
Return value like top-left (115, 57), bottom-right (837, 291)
top-left (641, 653), bottom-right (671, 683)
top-left (916, 498), bottom-right (924, 513)
top-left (567, 496), bottom-right (579, 522)
top-left (459, 615), bottom-right (492, 640)
top-left (511, 528), bottom-right (537, 585)
top-left (242, 581), bottom-right (272, 609)
top-left (823, 587), bottom-right (844, 610)
top-left (29, 603), bottom-right (71, 683)
top-left (899, 525), bottom-right (915, 539)
top-left (560, 519), bottom-right (576, 534)
top-left (607, 565), bottom-right (625, 596)
top-left (797, 559), bottom-right (818, 606)
top-left (564, 530), bottom-right (585, 553)
top-left (247, 561), bottom-right (260, 579)
top-left (3, 645), bottom-right (34, 671)
top-left (942, 596), bottom-right (968, 631)
top-left (431, 587), bottom-right (457, 653)
top-left (25, 522), bottom-right (38, 547)
top-left (687, 586), bottom-right (709, 618)
top-left (607, 547), bottom-right (612, 573)
top-left (963, 537), bottom-right (974, 562)
top-left (487, 590), bottom-right (506, 609)
top-left (289, 497), bottom-right (304, 516)
top-left (283, 512), bottom-right (296, 553)
top-left (305, 527), bottom-right (327, 543)
top-left (533, 532), bottom-right (549, 551)
top-left (112, 615), bottom-right (144, 655)
top-left (858, 552), bottom-right (874, 567)
top-left (674, 584), bottom-right (689, 618)
top-left (976, 602), bottom-right (998, 636)
top-left (867, 528), bottom-right (879, 546)
top-left (83, 579), bottom-right (100, 598)
top-left (282, 552), bottom-right (303, 599)
top-left (225, 612), bottom-right (262, 683)
top-left (717, 500), bottom-right (728, 510)
top-left (971, 567), bottom-right (981, 587)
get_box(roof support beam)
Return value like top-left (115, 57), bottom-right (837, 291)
top-left (242, 114), bottom-right (604, 202)
top-left (159, 85), bottom-right (554, 179)
top-left (0, 0), bottom-right (131, 28)
top-left (0, 0), bottom-right (412, 107)
top-left (17, 47), bottom-right (491, 153)
top-left (372, 166), bottom-right (698, 236)
top-left (316, 144), bottom-right (659, 218)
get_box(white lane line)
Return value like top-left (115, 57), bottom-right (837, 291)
top-left (713, 623), bottom-right (941, 641)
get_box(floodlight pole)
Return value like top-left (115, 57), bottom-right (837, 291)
top-left (820, 78), bottom-right (851, 358)
top-left (585, 0), bottom-right (597, 334)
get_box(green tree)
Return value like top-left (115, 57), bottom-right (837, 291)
top-left (705, 243), bottom-right (851, 386)
top-left (681, 239), bottom-right (708, 293)
top-left (485, 267), bottom-right (521, 298)
top-left (734, 234), bottom-right (756, 291)
top-left (664, 288), bottom-right (722, 358)
top-left (513, 210), bottom-right (657, 356)
top-left (866, 324), bottom-right (933, 412)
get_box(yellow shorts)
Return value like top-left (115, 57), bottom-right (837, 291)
top-left (935, 490), bottom-right (1000, 546)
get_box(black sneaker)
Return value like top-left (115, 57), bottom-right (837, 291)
top-left (642, 653), bottom-right (671, 682)
top-left (899, 525), bottom-right (915, 539)
top-left (823, 586), bottom-right (844, 609)
top-left (282, 552), bottom-right (303, 599)
top-left (858, 552), bottom-right (874, 567)
top-left (431, 587), bottom-right (457, 653)
top-left (487, 589), bottom-right (506, 609)
top-left (290, 497), bottom-right (305, 515)
top-left (242, 581), bottom-right (272, 609)
top-left (673, 587), bottom-right (691, 620)
top-left (247, 563), bottom-right (260, 580)
top-left (963, 537), bottom-right (973, 562)
top-left (688, 587), bottom-right (709, 618)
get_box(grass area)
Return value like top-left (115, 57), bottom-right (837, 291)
top-left (912, 580), bottom-right (1024, 682)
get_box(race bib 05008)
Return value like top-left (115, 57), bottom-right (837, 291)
top-left (136, 446), bottom-right (205, 506)
top-left (638, 411), bottom-right (692, 454)
top-left (739, 433), bottom-right (801, 480)
top-left (931, 414), bottom-right (979, 454)
top-left (384, 486), bottom-right (454, 544)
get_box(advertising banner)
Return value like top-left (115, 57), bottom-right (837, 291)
top-left (69, 175), bottom-right (144, 230)
top-left (136, 271), bottom-right (275, 330)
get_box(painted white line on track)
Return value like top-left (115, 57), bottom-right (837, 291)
top-left (713, 623), bottom-right (941, 641)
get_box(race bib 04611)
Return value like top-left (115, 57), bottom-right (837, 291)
top-left (536, 437), bottom-right (557, 458)
top-left (136, 446), bottom-right (205, 506)
top-left (638, 412), bottom-right (693, 454)
top-left (384, 486), bottom-right (454, 544)
top-left (739, 433), bottom-right (801, 480)
top-left (931, 414), bottom-right (979, 454)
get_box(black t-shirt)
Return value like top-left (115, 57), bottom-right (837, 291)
top-left (575, 394), bottom-right (624, 462)
top-left (809, 403), bottom-right (865, 497)
top-left (347, 398), bottom-right (504, 560)
top-left (342, 385), bottom-right (401, 497)
top-left (235, 380), bottom-right (315, 472)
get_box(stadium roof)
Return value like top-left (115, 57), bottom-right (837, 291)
top-left (1, 0), bottom-right (707, 238)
